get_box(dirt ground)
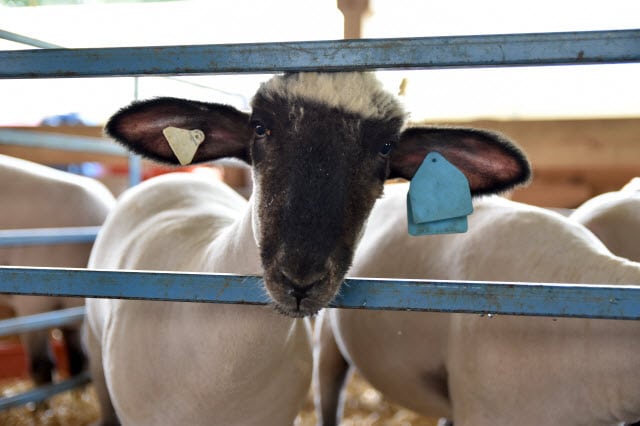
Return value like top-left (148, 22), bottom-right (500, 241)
top-left (0, 372), bottom-right (440, 426)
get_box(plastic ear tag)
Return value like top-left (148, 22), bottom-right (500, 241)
top-left (162, 127), bottom-right (206, 166)
top-left (407, 152), bottom-right (473, 236)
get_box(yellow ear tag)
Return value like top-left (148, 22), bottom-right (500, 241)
top-left (162, 127), bottom-right (206, 165)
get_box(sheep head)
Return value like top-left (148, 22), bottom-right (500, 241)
top-left (105, 72), bottom-right (530, 317)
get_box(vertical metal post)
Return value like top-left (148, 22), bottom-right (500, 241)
top-left (128, 77), bottom-right (143, 186)
top-left (128, 154), bottom-right (142, 186)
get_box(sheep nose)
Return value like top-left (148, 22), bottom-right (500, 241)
top-left (281, 269), bottom-right (325, 309)
top-left (287, 285), bottom-right (310, 302)
top-left (287, 284), bottom-right (313, 311)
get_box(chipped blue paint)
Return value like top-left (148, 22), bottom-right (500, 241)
top-left (1, 267), bottom-right (639, 320)
top-left (0, 30), bottom-right (638, 79)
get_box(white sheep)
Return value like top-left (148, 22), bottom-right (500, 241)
top-left (315, 182), bottom-right (640, 426)
top-left (85, 72), bottom-right (530, 425)
top-left (0, 154), bottom-right (114, 384)
top-left (571, 178), bottom-right (639, 262)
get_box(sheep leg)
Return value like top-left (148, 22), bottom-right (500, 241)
top-left (60, 326), bottom-right (87, 376)
top-left (22, 329), bottom-right (54, 385)
top-left (83, 323), bottom-right (120, 426)
top-left (313, 309), bottom-right (351, 426)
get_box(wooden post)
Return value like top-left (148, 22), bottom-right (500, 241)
top-left (337, 0), bottom-right (369, 39)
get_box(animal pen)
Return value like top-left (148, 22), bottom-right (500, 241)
top-left (0, 27), bottom-right (639, 412)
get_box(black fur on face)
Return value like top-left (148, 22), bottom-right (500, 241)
top-left (102, 73), bottom-right (531, 318)
top-left (250, 93), bottom-right (404, 317)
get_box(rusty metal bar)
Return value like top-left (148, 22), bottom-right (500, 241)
top-left (0, 29), bottom-right (638, 79)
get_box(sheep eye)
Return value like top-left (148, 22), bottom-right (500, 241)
top-left (254, 123), bottom-right (271, 138)
top-left (379, 142), bottom-right (393, 157)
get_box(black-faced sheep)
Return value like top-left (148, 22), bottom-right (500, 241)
top-left (85, 72), bottom-right (530, 425)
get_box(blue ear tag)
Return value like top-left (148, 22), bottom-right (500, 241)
top-left (407, 152), bottom-right (473, 236)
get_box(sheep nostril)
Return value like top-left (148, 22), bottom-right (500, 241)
top-left (287, 285), bottom-right (310, 299)
top-left (281, 269), bottom-right (325, 310)
top-left (287, 279), bottom-right (325, 310)
top-left (287, 286), bottom-right (309, 311)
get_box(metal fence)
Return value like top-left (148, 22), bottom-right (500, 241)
top-left (0, 28), bottom-right (639, 409)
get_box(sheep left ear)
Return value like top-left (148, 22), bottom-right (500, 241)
top-left (390, 126), bottom-right (531, 196)
top-left (105, 97), bottom-right (252, 165)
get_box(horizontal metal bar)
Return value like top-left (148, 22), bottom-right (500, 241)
top-left (0, 226), bottom-right (100, 247)
top-left (0, 306), bottom-right (86, 337)
top-left (0, 30), bottom-right (638, 79)
top-left (0, 29), bottom-right (62, 49)
top-left (0, 371), bottom-right (91, 410)
top-left (0, 129), bottom-right (127, 156)
top-left (0, 266), bottom-right (639, 320)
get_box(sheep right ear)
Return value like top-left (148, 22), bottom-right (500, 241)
top-left (390, 126), bottom-right (531, 196)
top-left (105, 97), bottom-right (253, 165)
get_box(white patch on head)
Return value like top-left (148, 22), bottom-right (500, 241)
top-left (257, 72), bottom-right (406, 121)
top-left (622, 177), bottom-right (640, 193)
top-left (250, 168), bottom-right (263, 248)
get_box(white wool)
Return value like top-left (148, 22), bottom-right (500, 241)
top-left (85, 173), bottom-right (312, 426)
top-left (622, 177), bottom-right (640, 192)
top-left (258, 72), bottom-right (406, 121)
top-left (315, 185), bottom-right (640, 426)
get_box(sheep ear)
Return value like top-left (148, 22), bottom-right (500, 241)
top-left (390, 126), bottom-right (531, 196)
top-left (105, 97), bottom-right (252, 165)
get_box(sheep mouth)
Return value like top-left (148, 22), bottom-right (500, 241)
top-left (272, 301), bottom-right (321, 318)
top-left (270, 294), bottom-right (333, 318)
top-left (262, 270), bottom-right (343, 318)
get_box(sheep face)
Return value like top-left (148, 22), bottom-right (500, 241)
top-left (249, 75), bottom-right (406, 316)
top-left (105, 72), bottom-right (531, 318)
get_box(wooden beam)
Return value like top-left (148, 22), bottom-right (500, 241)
top-left (462, 118), bottom-right (640, 169)
top-left (424, 118), bottom-right (640, 207)
top-left (0, 126), bottom-right (128, 166)
top-left (337, 0), bottom-right (369, 39)
top-left (0, 125), bottom-right (249, 193)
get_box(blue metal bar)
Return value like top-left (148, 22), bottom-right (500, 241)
top-left (0, 371), bottom-right (91, 410)
top-left (0, 30), bottom-right (637, 79)
top-left (0, 306), bottom-right (86, 337)
top-left (0, 227), bottom-right (100, 247)
top-left (0, 129), bottom-right (127, 156)
top-left (0, 267), bottom-right (639, 320)
top-left (128, 153), bottom-right (143, 186)
top-left (0, 29), bottom-right (62, 49)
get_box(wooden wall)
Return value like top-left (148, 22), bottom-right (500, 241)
top-left (1, 118), bottom-right (639, 207)
top-left (455, 118), bottom-right (640, 207)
